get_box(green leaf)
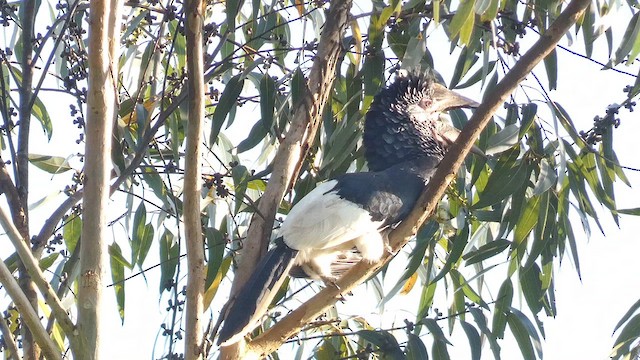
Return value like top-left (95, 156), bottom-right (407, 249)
top-left (132, 202), bottom-right (154, 267)
top-left (507, 312), bottom-right (535, 360)
top-left (32, 94), bottom-right (53, 139)
top-left (611, 313), bottom-right (640, 357)
top-left (612, 12), bottom-right (640, 65)
top-left (259, 74), bottom-right (276, 129)
top-left (406, 333), bottom-right (429, 360)
top-left (543, 49), bottom-right (557, 90)
top-left (109, 242), bottom-right (126, 321)
top-left (210, 74), bottom-right (244, 144)
top-left (450, 269), bottom-right (489, 309)
top-left (431, 339), bottom-right (451, 360)
top-left (486, 124), bottom-right (519, 155)
top-left (205, 227), bottom-right (225, 289)
top-left (469, 308), bottom-right (501, 359)
top-left (28, 154), bottom-right (72, 174)
top-left (613, 299), bottom-right (640, 334)
top-left (159, 229), bottom-right (179, 293)
top-left (514, 194), bottom-right (540, 249)
top-left (463, 238), bottom-right (511, 265)
top-left (460, 321), bottom-right (482, 360)
top-left (236, 118), bottom-right (269, 153)
top-left (449, 0), bottom-right (476, 45)
top-left (421, 318), bottom-right (453, 345)
top-left (492, 279), bottom-right (513, 339)
top-left (519, 103), bottom-right (538, 139)
top-left (509, 308), bottom-right (543, 358)
top-left (358, 330), bottom-right (404, 359)
top-left (62, 215), bottom-right (81, 253)
top-left (232, 164), bottom-right (250, 214)
top-left (519, 264), bottom-right (543, 315)
top-left (39, 253), bottom-right (59, 271)
top-left (532, 159), bottom-right (556, 195)
top-left (472, 153), bottom-right (528, 209)
top-left (432, 224), bottom-right (469, 283)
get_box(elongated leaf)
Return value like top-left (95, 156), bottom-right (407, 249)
top-left (473, 161), bottom-right (528, 209)
top-left (205, 227), bottom-right (225, 289)
top-left (232, 164), bottom-right (250, 214)
top-left (543, 50), bottom-right (557, 90)
top-left (464, 239), bottom-right (511, 265)
top-left (159, 229), bottom-right (179, 293)
top-left (28, 154), bottom-right (72, 174)
top-left (449, 0), bottom-right (476, 44)
top-left (507, 313), bottom-right (535, 360)
top-left (520, 264), bottom-right (543, 315)
top-left (109, 242), bottom-right (126, 321)
top-left (432, 225), bottom-right (469, 283)
top-left (492, 279), bottom-right (513, 339)
top-left (509, 308), bottom-right (543, 358)
top-left (358, 330), bottom-right (404, 359)
top-left (612, 12), bottom-right (640, 65)
top-left (32, 94), bottom-right (53, 139)
top-left (406, 333), bottom-right (429, 360)
top-left (460, 321), bottom-right (482, 360)
top-left (470, 308), bottom-right (501, 359)
top-left (210, 74), bottom-right (244, 144)
top-left (432, 340), bottom-right (451, 360)
top-left (132, 202), bottom-right (154, 267)
top-left (486, 124), bottom-right (519, 155)
top-left (62, 215), bottom-right (81, 253)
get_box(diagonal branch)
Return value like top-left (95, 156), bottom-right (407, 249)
top-left (220, 1), bottom-right (353, 358)
top-left (247, 0), bottom-right (591, 356)
top-left (228, 0), bottom-right (354, 296)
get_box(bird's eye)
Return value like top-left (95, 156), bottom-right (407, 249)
top-left (419, 98), bottom-right (432, 109)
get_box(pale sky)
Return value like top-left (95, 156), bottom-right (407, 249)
top-left (7, 3), bottom-right (640, 360)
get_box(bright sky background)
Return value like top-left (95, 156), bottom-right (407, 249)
top-left (9, 3), bottom-right (640, 360)
top-left (100, 24), bottom-right (640, 360)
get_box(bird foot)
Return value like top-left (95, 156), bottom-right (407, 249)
top-left (382, 231), bottom-right (397, 256)
top-left (320, 276), bottom-right (352, 301)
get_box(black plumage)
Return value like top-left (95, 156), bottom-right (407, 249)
top-left (217, 156), bottom-right (439, 345)
top-left (217, 70), bottom-right (481, 346)
top-left (364, 71), bottom-right (479, 172)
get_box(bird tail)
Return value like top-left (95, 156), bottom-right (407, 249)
top-left (217, 238), bottom-right (297, 346)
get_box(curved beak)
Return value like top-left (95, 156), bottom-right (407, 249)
top-left (431, 83), bottom-right (480, 111)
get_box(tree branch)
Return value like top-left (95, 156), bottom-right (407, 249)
top-left (0, 219), bottom-right (61, 360)
top-left (77, 1), bottom-right (124, 358)
top-left (247, 0), bottom-right (591, 355)
top-left (0, 207), bottom-right (79, 350)
top-left (220, 0), bottom-right (353, 358)
top-left (184, 0), bottom-right (206, 358)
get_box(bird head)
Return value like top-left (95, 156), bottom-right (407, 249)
top-left (364, 70), bottom-right (484, 172)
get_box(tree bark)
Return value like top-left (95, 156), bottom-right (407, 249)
top-left (184, 0), bottom-right (206, 359)
top-left (16, 0), bottom-right (37, 357)
top-left (220, 0), bottom-right (353, 358)
top-left (247, 0), bottom-right (592, 356)
top-left (78, 1), bottom-right (123, 358)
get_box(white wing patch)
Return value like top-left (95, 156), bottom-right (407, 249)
top-left (278, 180), bottom-right (385, 268)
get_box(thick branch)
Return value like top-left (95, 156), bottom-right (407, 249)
top-left (77, 1), bottom-right (123, 358)
top-left (247, 0), bottom-right (591, 355)
top-left (0, 207), bottom-right (79, 349)
top-left (184, 0), bottom-right (206, 359)
top-left (16, 1), bottom-right (38, 358)
top-left (221, 1), bottom-right (353, 358)
top-left (0, 232), bottom-right (61, 360)
top-left (230, 0), bottom-right (353, 295)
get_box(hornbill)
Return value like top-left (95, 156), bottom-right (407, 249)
top-left (217, 71), bottom-right (482, 346)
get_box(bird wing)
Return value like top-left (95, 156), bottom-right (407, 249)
top-left (279, 180), bottom-right (383, 251)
